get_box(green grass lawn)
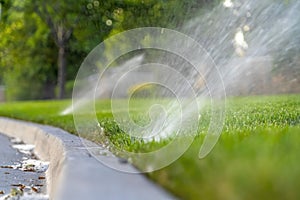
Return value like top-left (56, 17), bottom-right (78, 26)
top-left (0, 95), bottom-right (299, 200)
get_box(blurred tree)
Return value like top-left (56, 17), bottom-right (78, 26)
top-left (0, 0), bottom-right (216, 100)
top-left (31, 0), bottom-right (85, 99)
top-left (0, 0), bottom-right (98, 100)
top-left (0, 0), bottom-right (57, 100)
top-left (90, 0), bottom-right (217, 66)
top-left (0, 0), bottom-right (10, 85)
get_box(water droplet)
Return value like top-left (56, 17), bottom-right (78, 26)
top-left (93, 1), bottom-right (99, 7)
top-left (223, 0), bottom-right (234, 8)
top-left (106, 19), bottom-right (112, 26)
top-left (246, 11), bottom-right (251, 18)
top-left (243, 25), bottom-right (250, 32)
top-left (87, 3), bottom-right (93, 10)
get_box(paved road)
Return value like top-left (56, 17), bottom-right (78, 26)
top-left (0, 133), bottom-right (46, 197)
top-left (0, 118), bottom-right (175, 200)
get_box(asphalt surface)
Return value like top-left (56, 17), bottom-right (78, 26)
top-left (0, 118), bottom-right (175, 200)
top-left (0, 133), bottom-right (46, 197)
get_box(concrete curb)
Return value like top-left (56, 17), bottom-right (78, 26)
top-left (0, 117), bottom-right (174, 200)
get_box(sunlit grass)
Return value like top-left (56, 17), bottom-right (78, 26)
top-left (0, 94), bottom-right (299, 199)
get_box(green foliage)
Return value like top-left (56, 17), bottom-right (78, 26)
top-left (0, 1), bottom-right (57, 100)
top-left (0, 0), bottom-right (95, 100)
top-left (0, 0), bottom-right (217, 100)
top-left (87, 0), bottom-right (217, 68)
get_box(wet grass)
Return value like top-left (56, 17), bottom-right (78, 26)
top-left (147, 94), bottom-right (300, 199)
top-left (0, 94), bottom-right (299, 199)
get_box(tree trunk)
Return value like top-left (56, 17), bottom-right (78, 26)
top-left (57, 45), bottom-right (66, 99)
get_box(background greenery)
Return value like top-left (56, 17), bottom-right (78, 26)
top-left (1, 0), bottom-right (299, 100)
top-left (0, 0), bottom-right (218, 100)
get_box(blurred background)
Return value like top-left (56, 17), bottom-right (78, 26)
top-left (0, 0), bottom-right (299, 102)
